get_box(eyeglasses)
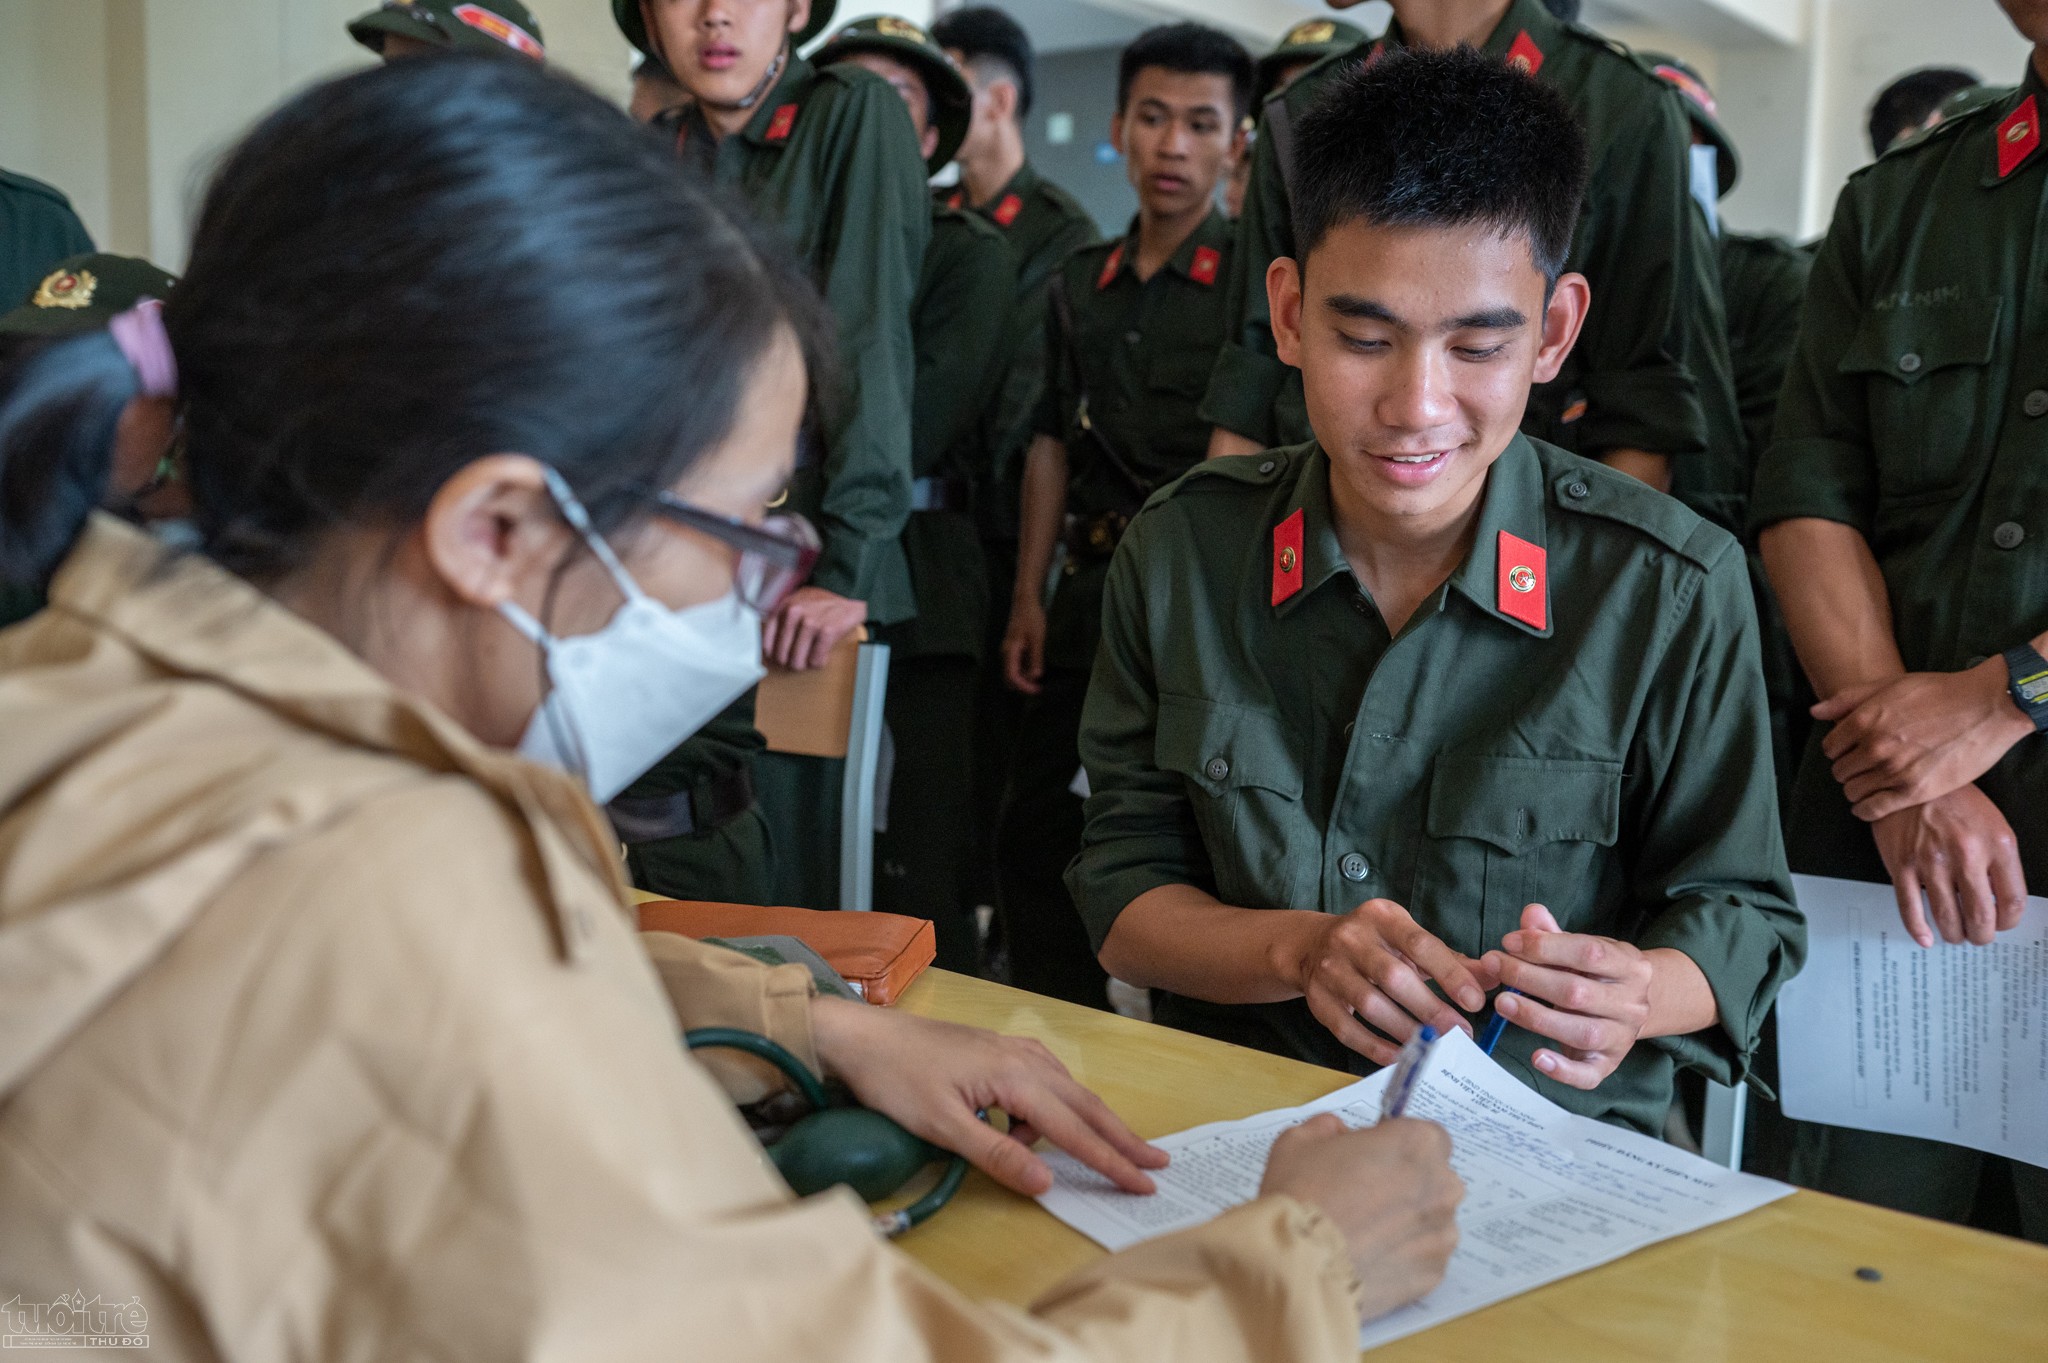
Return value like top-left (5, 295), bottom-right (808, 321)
top-left (634, 488), bottom-right (820, 612)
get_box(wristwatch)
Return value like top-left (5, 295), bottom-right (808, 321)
top-left (2003, 644), bottom-right (2048, 733)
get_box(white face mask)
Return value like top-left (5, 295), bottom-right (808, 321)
top-left (1688, 144), bottom-right (1720, 237)
top-left (499, 470), bottom-right (766, 803)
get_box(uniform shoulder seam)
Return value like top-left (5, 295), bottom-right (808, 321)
top-left (0, 170), bottom-right (76, 209)
top-left (1542, 448), bottom-right (1727, 570)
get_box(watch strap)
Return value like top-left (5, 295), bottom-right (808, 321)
top-left (2003, 644), bottom-right (2048, 732)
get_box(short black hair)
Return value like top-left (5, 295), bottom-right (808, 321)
top-left (1868, 66), bottom-right (1980, 157)
top-left (1292, 46), bottom-right (1588, 282)
top-left (1116, 23), bottom-right (1255, 123)
top-left (931, 7), bottom-right (1035, 117)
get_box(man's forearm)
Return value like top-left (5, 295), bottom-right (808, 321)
top-left (1596, 448), bottom-right (1672, 493)
top-left (1759, 516), bottom-right (1905, 699)
top-left (1013, 435), bottom-right (1069, 607)
top-left (1099, 883), bottom-right (1324, 1003)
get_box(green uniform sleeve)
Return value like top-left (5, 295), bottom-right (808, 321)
top-left (809, 80), bottom-right (930, 608)
top-left (912, 222), bottom-right (1017, 477)
top-left (1624, 533), bottom-right (1805, 1086)
top-left (1066, 512), bottom-right (1217, 947)
top-left (1198, 106), bottom-right (1294, 447)
top-left (1568, 90), bottom-right (1713, 459)
top-left (1750, 185), bottom-right (1879, 535)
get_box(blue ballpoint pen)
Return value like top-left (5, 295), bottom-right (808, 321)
top-left (1379, 1024), bottom-right (1439, 1120)
top-left (1477, 989), bottom-right (1522, 1055)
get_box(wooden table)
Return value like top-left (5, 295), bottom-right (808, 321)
top-left (894, 969), bottom-right (2048, 1361)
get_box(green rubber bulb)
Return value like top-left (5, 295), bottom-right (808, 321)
top-left (770, 1107), bottom-right (938, 1200)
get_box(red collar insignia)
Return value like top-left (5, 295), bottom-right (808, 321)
top-left (1496, 531), bottom-right (1547, 630)
top-left (1096, 242), bottom-right (1125, 291)
top-left (1505, 30), bottom-right (1544, 78)
top-left (945, 189), bottom-right (964, 209)
top-left (1364, 40), bottom-right (1385, 68)
top-left (1272, 509), bottom-right (1305, 606)
top-left (1999, 95), bottom-right (2039, 179)
top-left (994, 193), bottom-right (1023, 226)
top-left (764, 103), bottom-right (799, 143)
top-left (1189, 245), bottom-right (1221, 285)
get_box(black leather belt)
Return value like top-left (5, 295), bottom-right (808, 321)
top-left (910, 475), bottom-right (972, 513)
top-left (606, 766), bottom-right (756, 843)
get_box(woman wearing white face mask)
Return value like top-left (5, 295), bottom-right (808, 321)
top-left (0, 56), bottom-right (1462, 1363)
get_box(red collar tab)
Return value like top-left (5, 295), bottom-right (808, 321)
top-left (1496, 530), bottom-right (1547, 630)
top-left (1096, 242), bottom-right (1126, 291)
top-left (1189, 245), bottom-right (1221, 285)
top-left (1999, 95), bottom-right (2039, 179)
top-left (1505, 30), bottom-right (1544, 78)
top-left (994, 193), bottom-right (1023, 226)
top-left (945, 188), bottom-right (964, 209)
top-left (764, 103), bottom-right (799, 143)
top-left (1272, 509), bottom-right (1306, 606)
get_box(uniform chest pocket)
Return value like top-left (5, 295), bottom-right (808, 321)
top-left (1422, 756), bottom-right (1622, 954)
top-left (1838, 296), bottom-right (2001, 501)
top-left (1155, 694), bottom-right (1305, 907)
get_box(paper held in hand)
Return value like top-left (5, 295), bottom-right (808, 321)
top-left (1037, 1027), bottom-right (1791, 1351)
top-left (1777, 873), bottom-right (2048, 1169)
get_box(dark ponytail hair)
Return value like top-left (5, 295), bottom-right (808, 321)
top-left (0, 53), bottom-right (834, 587)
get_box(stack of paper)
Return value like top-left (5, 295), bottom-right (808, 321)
top-left (1038, 1027), bottom-right (1791, 1350)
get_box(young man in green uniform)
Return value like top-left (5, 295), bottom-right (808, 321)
top-left (0, 253), bottom-right (180, 628)
top-left (347, 0), bottom-right (546, 59)
top-left (996, 24), bottom-right (1252, 1006)
top-left (1204, 0), bottom-right (1742, 526)
top-left (0, 171), bottom-right (94, 320)
top-left (931, 7), bottom-right (1100, 927)
top-left (816, 16), bottom-right (1020, 966)
top-left (1073, 49), bottom-right (1802, 1134)
top-left (1753, 0), bottom-right (2048, 1240)
top-left (1253, 16), bottom-right (1371, 108)
top-left (609, 0), bottom-right (929, 906)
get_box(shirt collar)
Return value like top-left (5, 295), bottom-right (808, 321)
top-left (1274, 434), bottom-right (1552, 638)
top-left (737, 50), bottom-right (813, 147)
top-left (1383, 0), bottom-right (1559, 65)
top-left (1981, 62), bottom-right (2047, 187)
top-left (44, 515), bottom-right (630, 957)
top-left (1099, 209), bottom-right (1230, 288)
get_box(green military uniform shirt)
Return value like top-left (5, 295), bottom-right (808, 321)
top-left (1204, 0), bottom-right (1740, 505)
top-left (891, 204), bottom-right (1018, 660)
top-left (942, 163), bottom-right (1097, 519)
top-left (1720, 231), bottom-right (1813, 472)
top-left (0, 171), bottom-right (94, 313)
top-left (1033, 210), bottom-right (1236, 670)
top-left (1754, 70), bottom-right (2048, 888)
top-left (1070, 436), bottom-right (1804, 1134)
top-left (669, 54), bottom-right (930, 625)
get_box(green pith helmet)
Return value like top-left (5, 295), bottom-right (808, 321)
top-left (1253, 17), bottom-right (1368, 108)
top-left (348, 0), bottom-right (546, 60)
top-left (614, 0), bottom-right (838, 64)
top-left (0, 253), bottom-right (178, 338)
top-left (1645, 52), bottom-right (1739, 197)
top-left (814, 15), bottom-right (971, 171)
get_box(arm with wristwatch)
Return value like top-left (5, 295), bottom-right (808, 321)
top-left (1760, 516), bottom-right (2044, 948)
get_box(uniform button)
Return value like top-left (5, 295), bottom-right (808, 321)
top-left (1258, 459), bottom-right (1276, 474)
top-left (1339, 852), bottom-right (1370, 882)
top-left (1994, 521), bottom-right (2026, 550)
top-left (1343, 720), bottom-right (1355, 737)
top-left (1566, 480), bottom-right (1590, 499)
top-left (1204, 756), bottom-right (1230, 781)
top-left (1124, 330), bottom-right (1142, 345)
top-left (1897, 352), bottom-right (1923, 374)
top-left (2025, 389), bottom-right (2048, 417)
top-left (1351, 595), bottom-right (1370, 614)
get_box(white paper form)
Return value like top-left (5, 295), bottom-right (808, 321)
top-left (1037, 1028), bottom-right (1792, 1350)
top-left (1778, 873), bottom-right (2048, 1168)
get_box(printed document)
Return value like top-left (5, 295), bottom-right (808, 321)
top-left (1779, 873), bottom-right (2047, 1168)
top-left (1038, 1027), bottom-right (1791, 1349)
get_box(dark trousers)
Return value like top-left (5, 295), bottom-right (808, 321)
top-left (874, 654), bottom-right (979, 971)
top-left (752, 750), bottom-right (843, 909)
top-left (995, 665), bottom-right (1109, 1009)
top-left (970, 538), bottom-right (1023, 913)
top-left (626, 805), bottom-right (777, 906)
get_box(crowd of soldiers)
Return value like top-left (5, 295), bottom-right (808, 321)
top-left (2, 0), bottom-right (2041, 1245)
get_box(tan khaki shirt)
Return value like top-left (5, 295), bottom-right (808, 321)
top-left (0, 516), bottom-right (1361, 1362)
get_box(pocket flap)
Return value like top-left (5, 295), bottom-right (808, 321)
top-left (1837, 295), bottom-right (2000, 384)
top-left (1425, 755), bottom-right (1621, 854)
top-left (1155, 694), bottom-right (1303, 799)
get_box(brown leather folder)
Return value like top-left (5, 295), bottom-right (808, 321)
top-left (638, 899), bottom-right (936, 1006)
